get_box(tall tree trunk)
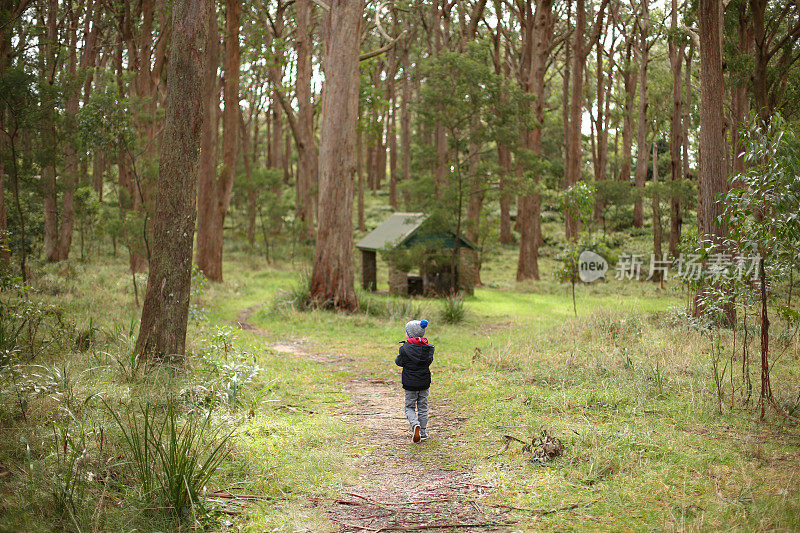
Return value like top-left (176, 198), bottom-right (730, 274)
top-left (498, 143), bottom-right (512, 244)
top-left (592, 6), bottom-right (612, 222)
top-left (357, 128), bottom-right (365, 230)
top-left (633, 1), bottom-right (649, 229)
top-left (565, 0), bottom-right (608, 239)
top-left (750, 0), bottom-right (769, 123)
top-left (651, 139), bottom-right (663, 281)
top-left (400, 38), bottom-right (412, 209)
top-left (388, 47), bottom-right (398, 209)
top-left (731, 2), bottom-right (752, 175)
top-left (295, 0), bottom-right (318, 239)
top-left (196, 0), bottom-right (220, 273)
top-left (309, 0), bottom-right (364, 311)
top-left (516, 0), bottom-right (554, 281)
top-left (135, 0), bottom-right (208, 358)
top-left (41, 0), bottom-right (59, 262)
top-left (698, 0), bottom-right (727, 240)
top-left (668, 0), bottom-right (684, 257)
top-left (620, 39), bottom-right (637, 190)
top-left (0, 106), bottom-right (6, 268)
top-left (683, 44), bottom-right (693, 183)
top-left (695, 0), bottom-right (731, 322)
top-left (196, 0), bottom-right (239, 282)
top-left (58, 2), bottom-right (81, 261)
top-left (492, 11), bottom-right (513, 245)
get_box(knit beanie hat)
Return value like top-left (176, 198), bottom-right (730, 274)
top-left (405, 319), bottom-right (428, 339)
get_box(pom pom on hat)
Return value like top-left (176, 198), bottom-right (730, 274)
top-left (404, 319), bottom-right (428, 338)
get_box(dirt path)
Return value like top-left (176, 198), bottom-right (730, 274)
top-left (236, 307), bottom-right (515, 533)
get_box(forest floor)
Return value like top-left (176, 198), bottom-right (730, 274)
top-left (236, 305), bottom-right (516, 532)
top-left (2, 243), bottom-right (800, 532)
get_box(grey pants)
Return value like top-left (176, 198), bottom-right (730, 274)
top-left (404, 389), bottom-right (429, 430)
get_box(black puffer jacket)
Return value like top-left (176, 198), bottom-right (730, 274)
top-left (395, 341), bottom-right (435, 391)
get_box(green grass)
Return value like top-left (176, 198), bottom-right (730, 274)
top-left (236, 246), bottom-right (800, 531)
top-left (2, 219), bottom-right (799, 531)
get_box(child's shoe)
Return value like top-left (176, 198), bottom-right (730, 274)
top-left (412, 425), bottom-right (421, 443)
top-left (420, 428), bottom-right (429, 441)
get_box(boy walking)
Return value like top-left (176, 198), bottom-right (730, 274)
top-left (395, 319), bottom-right (434, 443)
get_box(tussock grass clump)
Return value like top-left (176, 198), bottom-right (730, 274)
top-left (107, 400), bottom-right (232, 518)
top-left (272, 274), bottom-right (313, 312)
top-left (439, 295), bottom-right (466, 324)
top-left (358, 290), bottom-right (431, 319)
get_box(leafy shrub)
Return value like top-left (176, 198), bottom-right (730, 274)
top-left (439, 296), bottom-right (466, 324)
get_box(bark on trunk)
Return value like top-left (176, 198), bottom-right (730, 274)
top-left (309, 0), bottom-right (364, 311)
top-left (698, 0), bottom-right (727, 240)
top-left (651, 140), bottom-right (663, 281)
top-left (516, 0), bottom-right (554, 281)
top-left (400, 39), bottom-right (411, 209)
top-left (633, 1), bottom-right (649, 229)
top-left (135, 0), bottom-right (208, 358)
top-left (196, 0), bottom-right (239, 282)
top-left (620, 40), bottom-right (637, 186)
top-left (565, 0), bottom-right (608, 239)
top-left (695, 0), bottom-right (733, 323)
top-left (41, 0), bottom-right (59, 262)
top-left (196, 0), bottom-right (220, 274)
top-left (295, 0), bottom-right (318, 239)
top-left (668, 0), bottom-right (684, 257)
top-left (58, 3), bottom-right (81, 261)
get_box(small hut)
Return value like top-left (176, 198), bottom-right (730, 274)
top-left (355, 213), bottom-right (478, 296)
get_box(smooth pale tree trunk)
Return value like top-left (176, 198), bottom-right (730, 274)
top-left (135, 0), bottom-right (208, 358)
top-left (516, 0), bottom-right (554, 281)
top-left (309, 0), bottom-right (364, 311)
top-left (633, 1), bottom-right (649, 229)
top-left (668, 0), bottom-right (684, 257)
top-left (196, 0), bottom-right (239, 282)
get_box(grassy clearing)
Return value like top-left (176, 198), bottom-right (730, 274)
top-left (2, 221), bottom-right (800, 531)
top-left (240, 244), bottom-right (800, 531)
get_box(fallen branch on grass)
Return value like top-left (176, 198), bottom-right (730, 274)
top-left (489, 499), bottom-right (599, 516)
top-left (344, 492), bottom-right (460, 506)
top-left (372, 521), bottom-right (515, 532)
